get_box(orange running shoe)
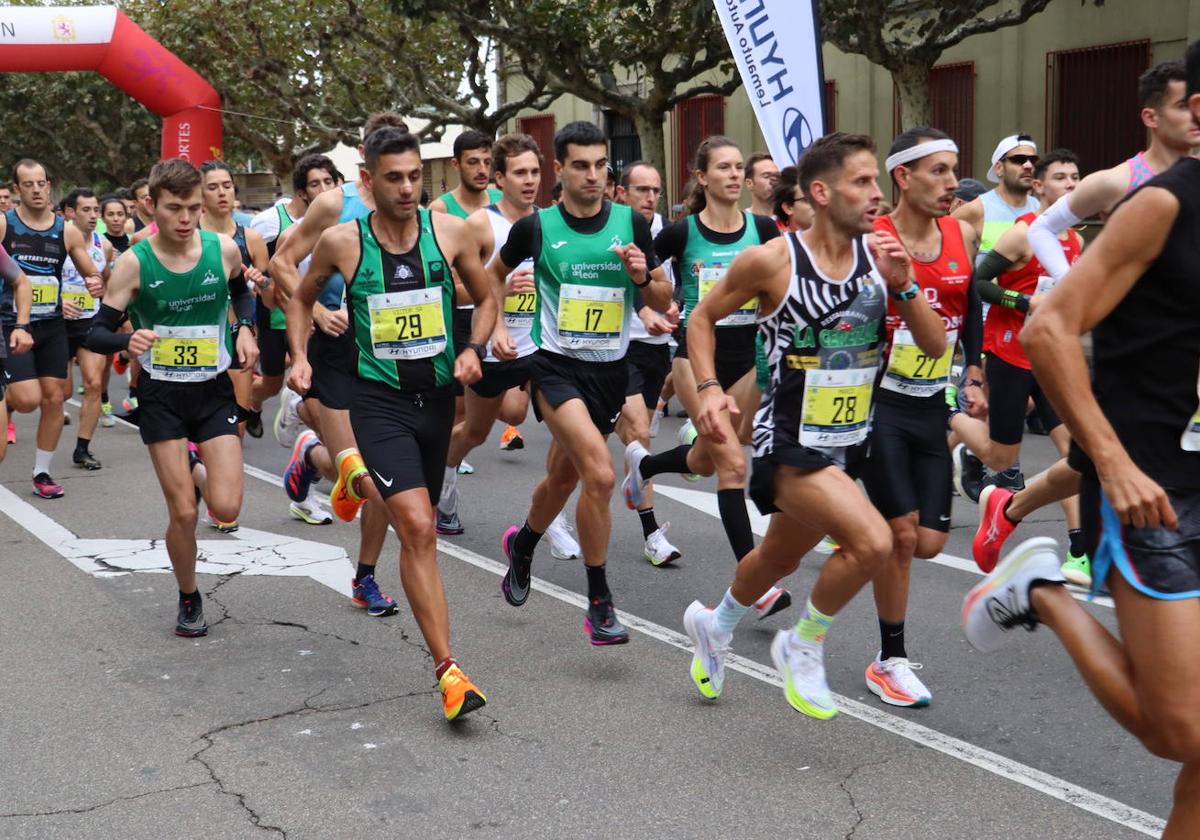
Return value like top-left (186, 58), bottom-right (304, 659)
top-left (439, 664), bottom-right (487, 721)
top-left (331, 449), bottom-right (369, 522)
top-left (112, 353), bottom-right (129, 375)
top-left (498, 424), bottom-right (524, 451)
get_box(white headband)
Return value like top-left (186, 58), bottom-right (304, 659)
top-left (885, 138), bottom-right (959, 173)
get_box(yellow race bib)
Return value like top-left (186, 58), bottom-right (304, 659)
top-left (558, 283), bottom-right (624, 351)
top-left (367, 288), bottom-right (446, 360)
top-left (150, 324), bottom-right (220, 382)
top-left (504, 291), bottom-right (538, 328)
top-left (883, 328), bottom-right (957, 397)
top-left (30, 276), bottom-right (59, 315)
top-left (800, 367), bottom-right (876, 447)
top-left (699, 267), bottom-right (757, 327)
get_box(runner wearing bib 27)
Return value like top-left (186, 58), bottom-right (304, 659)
top-left (859, 129), bottom-right (982, 708)
top-left (491, 121), bottom-right (673, 646)
top-left (625, 137), bottom-right (791, 616)
top-left (680, 133), bottom-right (945, 719)
top-left (964, 46), bottom-right (1200, 836)
top-left (86, 158), bottom-right (259, 639)
top-left (289, 128), bottom-right (498, 722)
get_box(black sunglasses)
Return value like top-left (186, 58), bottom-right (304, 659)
top-left (1004, 154), bottom-right (1039, 167)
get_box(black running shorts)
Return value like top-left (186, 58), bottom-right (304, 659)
top-left (861, 393), bottom-right (952, 531)
top-left (2, 319), bottom-right (68, 382)
top-left (350, 379), bottom-right (454, 502)
top-left (255, 304), bottom-right (288, 378)
top-left (625, 340), bottom-right (671, 408)
top-left (138, 372), bottom-right (241, 445)
top-left (674, 323), bottom-right (756, 390)
top-left (749, 444), bottom-right (868, 516)
top-left (452, 307), bottom-right (474, 397)
top-left (471, 354), bottom-right (534, 399)
top-left (985, 353), bottom-right (1060, 446)
top-left (529, 349), bottom-right (628, 436)
top-left (306, 328), bottom-right (357, 411)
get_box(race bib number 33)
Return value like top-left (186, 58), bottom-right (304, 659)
top-left (150, 324), bottom-right (220, 382)
top-left (558, 283), bottom-right (624, 350)
top-left (368, 288), bottom-right (446, 360)
top-left (800, 367), bottom-right (876, 447)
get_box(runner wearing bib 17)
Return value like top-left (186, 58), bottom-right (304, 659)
top-left (86, 157), bottom-right (260, 640)
top-left (964, 56), bottom-right (1200, 834)
top-left (289, 128), bottom-right (498, 722)
top-left (491, 121), bottom-right (673, 647)
top-left (680, 132), bottom-right (945, 719)
top-left (624, 137), bottom-right (789, 615)
top-left (859, 129), bottom-right (982, 709)
top-left (60, 189), bottom-right (113, 471)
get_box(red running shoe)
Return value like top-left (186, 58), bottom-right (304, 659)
top-left (974, 484), bottom-right (1017, 573)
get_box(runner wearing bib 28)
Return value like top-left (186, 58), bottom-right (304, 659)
top-left (288, 127), bottom-right (498, 722)
top-left (859, 128), bottom-right (982, 708)
top-left (679, 133), bottom-right (945, 719)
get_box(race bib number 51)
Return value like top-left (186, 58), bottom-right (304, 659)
top-left (30, 276), bottom-right (59, 316)
top-left (368, 288), bottom-right (446, 360)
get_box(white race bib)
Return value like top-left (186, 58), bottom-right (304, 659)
top-left (557, 283), bottom-right (624, 350)
top-left (882, 328), bottom-right (957, 398)
top-left (150, 324), bottom-right (220, 383)
top-left (699, 267), bottom-right (757, 327)
top-left (367, 287), bottom-right (446, 360)
top-left (800, 367), bottom-right (876, 447)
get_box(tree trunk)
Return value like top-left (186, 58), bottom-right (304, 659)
top-left (892, 58), bottom-right (935, 130)
top-left (632, 109), bottom-right (668, 207)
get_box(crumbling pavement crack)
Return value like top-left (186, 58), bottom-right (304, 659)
top-left (0, 781), bottom-right (213, 819)
top-left (840, 760), bottom-right (888, 840)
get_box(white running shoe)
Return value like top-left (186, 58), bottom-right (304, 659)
top-left (683, 600), bottom-right (729, 699)
top-left (865, 655), bottom-right (931, 707)
top-left (458, 460), bottom-right (475, 475)
top-left (273, 387), bottom-right (304, 449)
top-left (290, 499), bottom-right (333, 525)
top-left (439, 466), bottom-right (459, 518)
top-left (962, 536), bottom-right (1065, 654)
top-left (770, 630), bottom-right (838, 720)
top-left (753, 585), bottom-right (792, 620)
top-left (99, 403), bottom-right (115, 428)
top-left (813, 535), bottom-right (840, 556)
top-left (547, 513), bottom-right (581, 560)
top-left (648, 403), bottom-right (663, 439)
top-left (621, 440), bottom-right (650, 509)
top-left (643, 523), bottom-right (682, 566)
top-left (677, 419), bottom-right (700, 482)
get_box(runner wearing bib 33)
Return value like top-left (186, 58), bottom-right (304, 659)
top-left (680, 133), bottom-right (945, 719)
top-left (86, 158), bottom-right (259, 639)
top-left (288, 128), bottom-right (497, 722)
top-left (859, 129), bottom-right (982, 708)
top-left (491, 121), bottom-right (673, 647)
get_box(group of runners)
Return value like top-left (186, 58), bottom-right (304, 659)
top-left (1, 47), bottom-right (1198, 837)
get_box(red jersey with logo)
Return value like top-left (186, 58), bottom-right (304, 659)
top-left (984, 211), bottom-right (1083, 370)
top-left (873, 214), bottom-right (972, 347)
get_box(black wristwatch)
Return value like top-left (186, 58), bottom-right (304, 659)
top-left (466, 341), bottom-right (487, 360)
top-left (13, 322), bottom-right (29, 331)
top-left (233, 319), bottom-right (256, 338)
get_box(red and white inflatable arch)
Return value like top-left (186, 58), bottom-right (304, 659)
top-left (0, 5), bottom-right (221, 161)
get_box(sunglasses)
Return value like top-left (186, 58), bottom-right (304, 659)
top-left (1004, 154), bottom-right (1039, 167)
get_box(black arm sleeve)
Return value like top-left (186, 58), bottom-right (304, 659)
top-left (499, 214), bottom-right (539, 268)
top-left (753, 214), bottom-right (782, 243)
top-left (974, 250), bottom-right (1029, 312)
top-left (653, 220), bottom-right (686, 266)
top-left (960, 279), bottom-right (983, 368)
top-left (229, 272), bottom-right (255, 322)
top-left (86, 304), bottom-right (132, 354)
top-left (631, 212), bottom-right (661, 271)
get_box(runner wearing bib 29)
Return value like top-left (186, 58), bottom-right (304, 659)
top-left (86, 158), bottom-right (260, 640)
top-left (858, 128), bottom-right (982, 709)
top-left (288, 128), bottom-right (498, 723)
top-left (490, 121), bottom-right (673, 647)
top-left (679, 133), bottom-right (945, 720)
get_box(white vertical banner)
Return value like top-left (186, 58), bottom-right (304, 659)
top-left (712, 0), bottom-right (826, 165)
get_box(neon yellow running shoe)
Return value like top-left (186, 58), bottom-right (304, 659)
top-left (770, 630), bottom-right (838, 720)
top-left (1061, 552), bottom-right (1092, 588)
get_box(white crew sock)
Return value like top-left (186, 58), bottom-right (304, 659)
top-left (34, 448), bottom-right (53, 477)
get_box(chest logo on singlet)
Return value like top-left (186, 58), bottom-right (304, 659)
top-left (394, 264), bottom-right (413, 281)
top-left (201, 270), bottom-right (220, 286)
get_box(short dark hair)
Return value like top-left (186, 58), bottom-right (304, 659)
top-left (0, 183), bottom-right (11, 192)
top-left (887, 126), bottom-right (954, 185)
top-left (1034, 148), bottom-right (1080, 181)
top-left (492, 133), bottom-right (542, 175)
top-left (116, 188), bottom-right (133, 201)
top-left (67, 188), bottom-right (96, 211)
top-left (1189, 40), bottom-right (1200, 97)
top-left (797, 132), bottom-right (877, 200)
top-left (292, 154), bottom-right (338, 193)
top-left (619, 161), bottom-right (657, 188)
top-left (129, 178), bottom-right (149, 196)
top-left (553, 121), bottom-right (606, 163)
top-left (12, 158), bottom-right (46, 183)
top-left (363, 111), bottom-right (409, 141)
top-left (551, 181), bottom-right (563, 201)
top-left (199, 159), bottom-right (234, 178)
top-left (745, 151), bottom-right (774, 180)
top-left (364, 128), bottom-right (421, 172)
top-left (99, 194), bottom-right (126, 216)
top-left (772, 165), bottom-right (801, 220)
top-left (454, 130), bottom-right (494, 161)
top-left (148, 158), bottom-right (202, 202)
top-left (1139, 59), bottom-right (1187, 109)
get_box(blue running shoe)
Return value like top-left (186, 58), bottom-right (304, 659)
top-left (284, 430), bottom-right (320, 503)
top-left (351, 575), bottom-right (398, 617)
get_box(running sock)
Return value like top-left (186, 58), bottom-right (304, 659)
top-left (585, 563), bottom-right (611, 601)
top-left (638, 444), bottom-right (692, 479)
top-left (34, 448), bottom-right (53, 477)
top-left (655, 398), bottom-right (667, 417)
top-left (101, 390), bottom-right (109, 403)
top-left (75, 436), bottom-right (90, 455)
top-left (793, 598), bottom-right (835, 649)
top-left (712, 588), bottom-right (749, 635)
top-left (355, 562), bottom-right (376, 582)
top-left (638, 507), bottom-right (659, 539)
top-left (513, 521), bottom-right (543, 558)
top-left (879, 619), bottom-right (907, 661)
top-left (434, 657), bottom-right (456, 681)
top-left (439, 466), bottom-right (458, 511)
top-left (1067, 528), bottom-right (1085, 557)
top-left (717, 488), bottom-right (755, 561)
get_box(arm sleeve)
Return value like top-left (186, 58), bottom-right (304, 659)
top-left (1028, 199), bottom-right (1081, 280)
top-left (653, 221), bottom-right (685, 266)
top-left (0, 243), bottom-right (21, 284)
top-left (754, 214), bottom-right (781, 242)
top-left (960, 278), bottom-right (983, 368)
top-left (499, 214), bottom-right (538, 268)
top-left (631, 212), bottom-right (661, 271)
top-left (229, 272), bottom-right (255, 322)
top-left (86, 304), bottom-right (132, 354)
top-left (974, 250), bottom-right (1030, 312)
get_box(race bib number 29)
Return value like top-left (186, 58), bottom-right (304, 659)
top-left (368, 288), bottom-right (446, 360)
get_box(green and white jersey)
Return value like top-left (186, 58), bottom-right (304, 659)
top-left (438, 188), bottom-right (503, 220)
top-left (128, 231), bottom-right (232, 383)
top-left (679, 210), bottom-right (763, 328)
top-left (347, 208), bottom-right (457, 392)
top-left (532, 202), bottom-right (637, 363)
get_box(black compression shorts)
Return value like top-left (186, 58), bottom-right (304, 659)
top-left (861, 393), bottom-right (953, 531)
top-left (529, 349), bottom-right (628, 436)
top-left (985, 353), bottom-right (1061, 446)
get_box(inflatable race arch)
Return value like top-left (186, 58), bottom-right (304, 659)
top-left (0, 5), bottom-right (221, 161)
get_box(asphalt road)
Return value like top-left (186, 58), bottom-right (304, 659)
top-left (0, 386), bottom-right (1177, 840)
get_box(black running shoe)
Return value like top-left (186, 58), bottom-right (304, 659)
top-left (989, 467), bottom-right (1026, 493)
top-left (72, 449), bottom-right (102, 470)
top-left (500, 525), bottom-right (531, 607)
top-left (1025, 413), bottom-right (1049, 436)
top-left (952, 444), bottom-right (986, 503)
top-left (245, 410), bottom-right (264, 439)
top-left (585, 596), bottom-right (630, 646)
top-left (175, 594), bottom-right (208, 637)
